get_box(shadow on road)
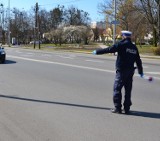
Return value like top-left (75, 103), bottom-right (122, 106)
top-left (128, 111), bottom-right (160, 119)
top-left (0, 94), bottom-right (159, 119)
top-left (0, 94), bottom-right (109, 110)
top-left (3, 60), bottom-right (17, 64)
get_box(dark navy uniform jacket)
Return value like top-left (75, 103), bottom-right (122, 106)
top-left (96, 38), bottom-right (143, 75)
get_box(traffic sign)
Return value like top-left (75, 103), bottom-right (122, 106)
top-left (111, 20), bottom-right (120, 25)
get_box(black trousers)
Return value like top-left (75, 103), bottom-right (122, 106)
top-left (113, 69), bottom-right (134, 110)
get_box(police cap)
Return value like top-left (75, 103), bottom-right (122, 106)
top-left (121, 30), bottom-right (132, 37)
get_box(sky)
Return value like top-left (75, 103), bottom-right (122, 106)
top-left (0, 0), bottom-right (106, 22)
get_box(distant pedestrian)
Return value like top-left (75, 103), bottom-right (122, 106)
top-left (93, 31), bottom-right (143, 114)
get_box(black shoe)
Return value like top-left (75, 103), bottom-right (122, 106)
top-left (111, 108), bottom-right (122, 114)
top-left (123, 109), bottom-right (130, 114)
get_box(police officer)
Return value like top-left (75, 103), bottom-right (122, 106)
top-left (93, 30), bottom-right (143, 114)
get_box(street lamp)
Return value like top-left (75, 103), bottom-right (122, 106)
top-left (0, 4), bottom-right (3, 25)
top-left (0, 4), bottom-right (3, 43)
top-left (8, 0), bottom-right (10, 46)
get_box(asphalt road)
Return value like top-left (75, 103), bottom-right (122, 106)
top-left (0, 47), bottom-right (160, 141)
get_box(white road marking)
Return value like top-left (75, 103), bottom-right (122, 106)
top-left (8, 55), bottom-right (114, 73)
top-left (7, 55), bottom-right (160, 81)
top-left (143, 65), bottom-right (148, 68)
top-left (41, 54), bottom-right (52, 57)
top-left (85, 60), bottom-right (104, 63)
top-left (134, 74), bottom-right (160, 80)
top-left (16, 51), bottom-right (22, 53)
top-left (21, 54), bottom-right (33, 57)
top-left (27, 53), bottom-right (35, 55)
top-left (56, 55), bottom-right (74, 59)
top-left (145, 72), bottom-right (160, 75)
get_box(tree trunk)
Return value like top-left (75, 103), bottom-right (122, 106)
top-left (153, 28), bottom-right (157, 47)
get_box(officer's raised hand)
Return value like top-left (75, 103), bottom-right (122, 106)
top-left (92, 50), bottom-right (97, 55)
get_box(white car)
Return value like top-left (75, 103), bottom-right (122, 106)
top-left (30, 41), bottom-right (42, 44)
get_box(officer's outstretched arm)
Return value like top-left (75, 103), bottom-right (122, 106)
top-left (93, 44), bottom-right (118, 55)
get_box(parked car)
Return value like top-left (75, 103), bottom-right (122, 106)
top-left (30, 41), bottom-right (42, 44)
top-left (0, 46), bottom-right (6, 63)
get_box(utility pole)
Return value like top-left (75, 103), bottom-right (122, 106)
top-left (158, 0), bottom-right (160, 46)
top-left (113, 0), bottom-right (117, 44)
top-left (34, 2), bottom-right (39, 49)
top-left (38, 14), bottom-right (40, 49)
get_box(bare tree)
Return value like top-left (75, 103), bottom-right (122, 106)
top-left (98, 0), bottom-right (150, 44)
top-left (138, 0), bottom-right (159, 46)
top-left (64, 6), bottom-right (91, 26)
top-left (49, 5), bottom-right (64, 29)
